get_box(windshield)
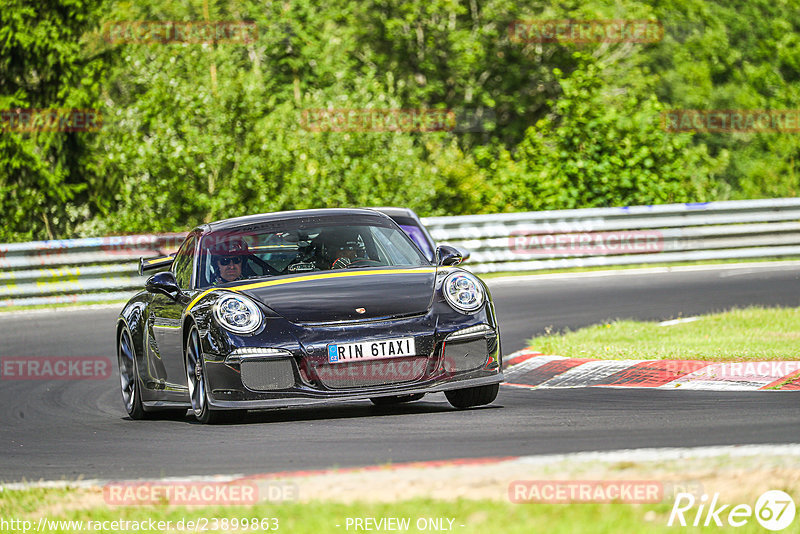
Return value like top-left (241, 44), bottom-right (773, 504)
top-left (197, 216), bottom-right (430, 288)
top-left (396, 223), bottom-right (434, 260)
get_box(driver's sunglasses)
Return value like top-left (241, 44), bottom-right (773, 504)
top-left (219, 256), bottom-right (242, 266)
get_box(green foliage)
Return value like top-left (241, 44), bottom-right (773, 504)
top-left (505, 53), bottom-right (724, 209)
top-left (648, 0), bottom-right (800, 197)
top-left (0, 0), bottom-right (798, 241)
top-left (0, 0), bottom-right (105, 241)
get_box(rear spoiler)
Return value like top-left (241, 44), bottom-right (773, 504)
top-left (138, 254), bottom-right (175, 276)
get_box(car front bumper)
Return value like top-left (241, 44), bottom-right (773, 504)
top-left (198, 297), bottom-right (503, 411)
top-left (205, 372), bottom-right (503, 410)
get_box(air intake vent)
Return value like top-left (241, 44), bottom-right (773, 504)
top-left (443, 338), bottom-right (490, 372)
top-left (240, 359), bottom-right (296, 391)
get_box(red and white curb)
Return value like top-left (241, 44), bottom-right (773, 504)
top-left (503, 350), bottom-right (800, 391)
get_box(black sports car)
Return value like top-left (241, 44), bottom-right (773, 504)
top-left (117, 208), bottom-right (502, 423)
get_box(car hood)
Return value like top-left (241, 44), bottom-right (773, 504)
top-left (237, 267), bottom-right (437, 324)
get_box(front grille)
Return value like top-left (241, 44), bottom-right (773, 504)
top-left (298, 312), bottom-right (427, 327)
top-left (443, 338), bottom-right (489, 372)
top-left (240, 358), bottom-right (296, 391)
top-left (316, 356), bottom-right (427, 389)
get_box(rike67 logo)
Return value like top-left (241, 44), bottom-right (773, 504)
top-left (669, 490), bottom-right (796, 531)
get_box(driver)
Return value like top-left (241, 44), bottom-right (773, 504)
top-left (209, 238), bottom-right (248, 284)
top-left (331, 238), bottom-right (367, 269)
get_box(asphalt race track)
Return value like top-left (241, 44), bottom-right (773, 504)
top-left (1, 263), bottom-right (799, 482)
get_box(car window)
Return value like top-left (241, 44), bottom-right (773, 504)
top-left (172, 234), bottom-right (197, 289)
top-left (396, 223), bottom-right (434, 259)
top-left (197, 217), bottom-right (429, 289)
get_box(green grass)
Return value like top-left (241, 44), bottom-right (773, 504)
top-left (527, 307), bottom-right (800, 361)
top-left (476, 257), bottom-right (800, 279)
top-left (0, 489), bottom-right (775, 533)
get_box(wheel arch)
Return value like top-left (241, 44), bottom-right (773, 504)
top-left (182, 313), bottom-right (197, 352)
top-left (116, 300), bottom-right (151, 398)
top-left (115, 318), bottom-right (126, 347)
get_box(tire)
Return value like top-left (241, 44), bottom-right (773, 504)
top-left (118, 326), bottom-right (147, 419)
top-left (185, 325), bottom-right (245, 424)
top-left (444, 383), bottom-right (499, 409)
top-left (369, 393), bottom-right (425, 406)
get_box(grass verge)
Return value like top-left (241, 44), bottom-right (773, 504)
top-left (4, 451), bottom-right (797, 533)
top-left (527, 306), bottom-right (800, 361)
top-left (0, 491), bottom-right (775, 533)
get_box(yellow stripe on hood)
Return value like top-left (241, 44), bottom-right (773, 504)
top-left (184, 267), bottom-right (437, 316)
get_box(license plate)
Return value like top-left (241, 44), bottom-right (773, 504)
top-left (327, 337), bottom-right (415, 363)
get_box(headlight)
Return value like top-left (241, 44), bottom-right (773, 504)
top-left (442, 272), bottom-right (484, 313)
top-left (213, 293), bottom-right (263, 334)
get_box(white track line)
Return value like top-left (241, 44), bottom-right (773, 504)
top-left (514, 443), bottom-right (800, 465)
top-left (658, 317), bottom-right (701, 326)
top-left (485, 260), bottom-right (800, 286)
top-left (4, 444), bottom-right (800, 491)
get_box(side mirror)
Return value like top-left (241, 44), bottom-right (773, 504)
top-left (436, 245), bottom-right (463, 266)
top-left (145, 271), bottom-right (182, 300)
top-left (455, 246), bottom-right (471, 262)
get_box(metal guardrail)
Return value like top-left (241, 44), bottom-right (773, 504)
top-left (424, 198), bottom-right (800, 273)
top-left (0, 234), bottom-right (186, 308)
top-left (2, 199), bottom-right (800, 307)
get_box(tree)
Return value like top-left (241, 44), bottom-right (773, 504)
top-left (503, 53), bottom-right (725, 210)
top-left (0, 0), bottom-right (105, 241)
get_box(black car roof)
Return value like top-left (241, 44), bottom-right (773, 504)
top-left (368, 206), bottom-right (416, 218)
top-left (197, 208), bottom-right (391, 233)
